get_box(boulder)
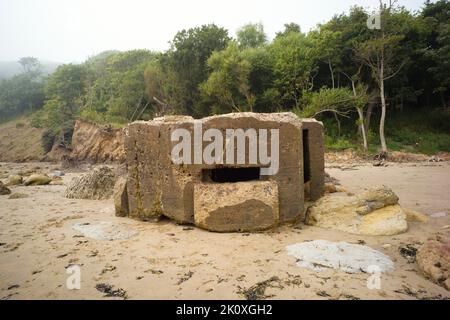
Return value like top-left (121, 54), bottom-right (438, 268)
top-left (65, 166), bottom-right (116, 200)
top-left (6, 175), bottom-right (22, 186)
top-left (194, 181), bottom-right (279, 232)
top-left (114, 176), bottom-right (129, 217)
top-left (416, 233), bottom-right (450, 291)
top-left (0, 181), bottom-right (11, 195)
top-left (24, 174), bottom-right (52, 186)
top-left (305, 186), bottom-right (408, 236)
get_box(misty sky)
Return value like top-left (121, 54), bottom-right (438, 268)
top-left (0, 0), bottom-right (429, 63)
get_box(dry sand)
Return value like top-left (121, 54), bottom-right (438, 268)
top-left (1, 161), bottom-right (450, 300)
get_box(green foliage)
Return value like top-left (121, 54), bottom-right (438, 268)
top-left (82, 50), bottom-right (156, 124)
top-left (167, 24), bottom-right (231, 116)
top-left (269, 31), bottom-right (316, 108)
top-left (325, 135), bottom-right (357, 151)
top-left (236, 23), bottom-right (267, 48)
top-left (0, 57), bottom-right (45, 121)
top-left (41, 130), bottom-right (56, 153)
top-left (2, 3), bottom-right (450, 155)
top-left (201, 42), bottom-right (254, 113)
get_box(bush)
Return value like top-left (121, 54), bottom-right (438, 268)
top-left (41, 130), bottom-right (55, 153)
top-left (325, 135), bottom-right (356, 151)
top-left (15, 121), bottom-right (25, 128)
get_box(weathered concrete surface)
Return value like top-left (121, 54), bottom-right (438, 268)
top-left (114, 177), bottom-right (129, 217)
top-left (306, 186), bottom-right (408, 236)
top-left (122, 112), bottom-right (324, 231)
top-left (194, 181), bottom-right (279, 232)
top-left (417, 233), bottom-right (450, 291)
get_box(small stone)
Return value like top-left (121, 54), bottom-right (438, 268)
top-left (324, 183), bottom-right (337, 193)
top-left (8, 193), bottom-right (28, 199)
top-left (6, 175), bottom-right (22, 186)
top-left (0, 181), bottom-right (11, 195)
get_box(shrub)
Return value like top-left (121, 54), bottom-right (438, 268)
top-left (41, 130), bottom-right (56, 153)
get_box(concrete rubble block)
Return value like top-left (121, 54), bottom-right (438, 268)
top-left (114, 176), bottom-right (129, 217)
top-left (194, 181), bottom-right (279, 232)
top-left (306, 186), bottom-right (408, 236)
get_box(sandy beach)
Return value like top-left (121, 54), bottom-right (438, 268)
top-left (1, 161), bottom-right (449, 300)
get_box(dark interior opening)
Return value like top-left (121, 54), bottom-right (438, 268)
top-left (303, 129), bottom-right (311, 200)
top-left (303, 129), bottom-right (311, 183)
top-left (203, 167), bottom-right (261, 183)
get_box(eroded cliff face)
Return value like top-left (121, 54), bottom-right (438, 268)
top-left (69, 120), bottom-right (125, 163)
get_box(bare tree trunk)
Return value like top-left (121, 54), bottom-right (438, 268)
top-left (379, 77), bottom-right (388, 153)
top-left (357, 107), bottom-right (368, 152)
top-left (334, 112), bottom-right (341, 136)
top-left (328, 59), bottom-right (335, 89)
top-left (365, 102), bottom-right (374, 133)
top-left (349, 78), bottom-right (368, 152)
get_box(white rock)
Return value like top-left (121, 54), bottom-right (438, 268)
top-left (286, 240), bottom-right (395, 274)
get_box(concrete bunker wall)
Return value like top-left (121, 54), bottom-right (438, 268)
top-left (122, 112), bottom-right (324, 232)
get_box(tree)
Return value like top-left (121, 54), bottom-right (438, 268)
top-left (82, 50), bottom-right (156, 123)
top-left (167, 24), bottom-right (231, 116)
top-left (269, 31), bottom-right (317, 109)
top-left (0, 57), bottom-right (45, 121)
top-left (237, 23), bottom-right (267, 49)
top-left (276, 23), bottom-right (301, 38)
top-left (18, 57), bottom-right (41, 75)
top-left (311, 29), bottom-right (342, 89)
top-left (201, 42), bottom-right (254, 113)
top-left (32, 63), bottom-right (87, 141)
top-left (356, 1), bottom-right (405, 155)
top-left (422, 0), bottom-right (450, 107)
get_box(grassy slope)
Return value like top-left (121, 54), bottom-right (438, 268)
top-left (0, 117), bottom-right (44, 161)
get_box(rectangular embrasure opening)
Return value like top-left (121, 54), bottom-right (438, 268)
top-left (303, 129), bottom-right (311, 183)
top-left (303, 129), bottom-right (311, 201)
top-left (203, 167), bottom-right (261, 183)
